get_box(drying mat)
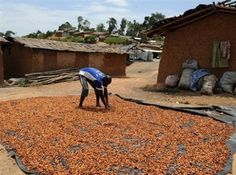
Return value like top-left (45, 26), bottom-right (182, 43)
top-left (0, 95), bottom-right (235, 175)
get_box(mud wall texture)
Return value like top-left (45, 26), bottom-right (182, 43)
top-left (89, 53), bottom-right (104, 69)
top-left (158, 12), bottom-right (236, 84)
top-left (0, 47), bottom-right (4, 82)
top-left (75, 52), bottom-right (89, 68)
top-left (103, 53), bottom-right (127, 76)
top-left (3, 45), bottom-right (127, 78)
top-left (87, 53), bottom-right (126, 76)
top-left (3, 43), bottom-right (33, 78)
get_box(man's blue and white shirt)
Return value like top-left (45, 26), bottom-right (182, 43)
top-left (79, 67), bottom-right (106, 90)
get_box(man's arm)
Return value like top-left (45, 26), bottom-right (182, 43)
top-left (104, 86), bottom-right (109, 107)
top-left (97, 90), bottom-right (109, 109)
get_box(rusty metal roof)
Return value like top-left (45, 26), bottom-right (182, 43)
top-left (12, 37), bottom-right (129, 54)
top-left (144, 0), bottom-right (236, 37)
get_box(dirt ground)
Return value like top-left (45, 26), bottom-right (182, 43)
top-left (0, 60), bottom-right (235, 106)
top-left (0, 59), bottom-right (235, 174)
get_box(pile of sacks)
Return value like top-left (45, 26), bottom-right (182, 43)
top-left (165, 59), bottom-right (236, 95)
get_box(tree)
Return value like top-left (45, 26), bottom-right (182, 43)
top-left (24, 30), bottom-right (54, 39)
top-left (4, 30), bottom-right (15, 37)
top-left (88, 28), bottom-right (96, 32)
top-left (58, 22), bottom-right (73, 31)
top-left (118, 18), bottom-right (127, 35)
top-left (45, 30), bottom-right (54, 38)
top-left (142, 12), bottom-right (165, 30)
top-left (77, 16), bottom-right (84, 31)
top-left (126, 20), bottom-right (141, 37)
top-left (77, 16), bottom-right (92, 31)
top-left (24, 32), bottom-right (37, 38)
top-left (149, 12), bottom-right (165, 25)
top-left (107, 17), bottom-right (117, 34)
top-left (96, 23), bottom-right (106, 32)
top-left (83, 19), bottom-right (91, 31)
top-left (142, 16), bottom-right (150, 29)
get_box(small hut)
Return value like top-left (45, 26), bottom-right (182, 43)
top-left (144, 1), bottom-right (236, 85)
top-left (3, 37), bottom-right (129, 78)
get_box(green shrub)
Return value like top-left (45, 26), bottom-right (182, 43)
top-left (51, 36), bottom-right (84, 43)
top-left (84, 35), bottom-right (97, 44)
top-left (66, 36), bottom-right (84, 43)
top-left (104, 36), bottom-right (131, 45)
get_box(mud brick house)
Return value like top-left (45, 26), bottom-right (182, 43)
top-left (3, 37), bottom-right (128, 78)
top-left (144, 1), bottom-right (236, 85)
top-left (0, 37), bottom-right (9, 83)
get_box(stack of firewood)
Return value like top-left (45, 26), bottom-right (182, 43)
top-left (25, 67), bottom-right (80, 85)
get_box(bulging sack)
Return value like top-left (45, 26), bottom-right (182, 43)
top-left (200, 74), bottom-right (218, 95)
top-left (165, 74), bottom-right (179, 87)
top-left (219, 71), bottom-right (236, 94)
top-left (178, 68), bottom-right (194, 89)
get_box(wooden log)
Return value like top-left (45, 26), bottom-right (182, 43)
top-left (31, 74), bottom-right (79, 86)
top-left (27, 72), bottom-right (80, 81)
top-left (25, 67), bottom-right (81, 86)
top-left (25, 67), bottom-right (80, 77)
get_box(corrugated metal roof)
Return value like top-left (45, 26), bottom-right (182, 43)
top-left (12, 37), bottom-right (129, 54)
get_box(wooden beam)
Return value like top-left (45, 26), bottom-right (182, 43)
top-left (218, 0), bottom-right (231, 5)
top-left (216, 4), bottom-right (236, 10)
top-left (218, 8), bottom-right (236, 13)
top-left (224, 0), bottom-right (236, 6)
top-left (169, 11), bottom-right (215, 32)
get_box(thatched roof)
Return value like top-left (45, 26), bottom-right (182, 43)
top-left (0, 37), bottom-right (9, 43)
top-left (144, 0), bottom-right (236, 37)
top-left (11, 37), bottom-right (129, 54)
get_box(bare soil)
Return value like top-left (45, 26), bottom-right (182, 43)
top-left (0, 60), bottom-right (235, 106)
top-left (0, 59), bottom-right (235, 175)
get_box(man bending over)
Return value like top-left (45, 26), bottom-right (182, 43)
top-left (78, 67), bottom-right (112, 109)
